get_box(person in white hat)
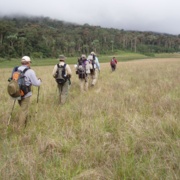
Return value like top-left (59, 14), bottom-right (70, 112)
top-left (87, 51), bottom-right (100, 87)
top-left (52, 55), bottom-right (72, 104)
top-left (10, 56), bottom-right (42, 130)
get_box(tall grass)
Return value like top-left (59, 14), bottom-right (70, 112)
top-left (0, 58), bottom-right (180, 179)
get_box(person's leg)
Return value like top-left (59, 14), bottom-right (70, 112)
top-left (60, 81), bottom-right (69, 104)
top-left (58, 84), bottom-right (63, 104)
top-left (18, 96), bottom-right (30, 129)
top-left (111, 65), bottom-right (115, 71)
top-left (84, 75), bottom-right (89, 91)
top-left (91, 69), bottom-right (98, 86)
top-left (79, 78), bottom-right (84, 92)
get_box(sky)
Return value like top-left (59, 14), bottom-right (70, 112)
top-left (0, 0), bottom-right (180, 35)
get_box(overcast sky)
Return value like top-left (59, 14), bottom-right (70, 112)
top-left (0, 0), bottom-right (180, 35)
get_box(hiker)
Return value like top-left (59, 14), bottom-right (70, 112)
top-left (76, 54), bottom-right (90, 92)
top-left (87, 51), bottom-right (100, 86)
top-left (110, 57), bottom-right (117, 71)
top-left (11, 56), bottom-right (42, 130)
top-left (52, 55), bottom-right (72, 104)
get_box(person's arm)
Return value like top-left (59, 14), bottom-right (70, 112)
top-left (66, 64), bottom-right (72, 77)
top-left (95, 57), bottom-right (100, 71)
top-left (28, 69), bottom-right (41, 86)
top-left (52, 64), bottom-right (58, 78)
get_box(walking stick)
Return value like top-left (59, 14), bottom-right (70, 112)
top-left (35, 86), bottom-right (40, 115)
top-left (37, 86), bottom-right (40, 104)
top-left (7, 99), bottom-right (16, 126)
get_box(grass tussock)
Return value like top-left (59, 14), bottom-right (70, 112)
top-left (0, 58), bottom-right (180, 179)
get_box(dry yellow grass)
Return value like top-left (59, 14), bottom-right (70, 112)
top-left (0, 58), bottom-right (180, 179)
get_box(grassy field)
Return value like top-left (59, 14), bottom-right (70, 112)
top-left (0, 58), bottom-right (180, 179)
top-left (0, 52), bottom-right (180, 68)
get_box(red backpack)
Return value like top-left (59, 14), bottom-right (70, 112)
top-left (110, 59), bottom-right (116, 65)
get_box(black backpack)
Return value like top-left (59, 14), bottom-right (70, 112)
top-left (55, 64), bottom-right (67, 84)
top-left (77, 59), bottom-right (87, 79)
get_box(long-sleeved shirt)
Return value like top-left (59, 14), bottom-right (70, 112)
top-left (95, 56), bottom-right (100, 70)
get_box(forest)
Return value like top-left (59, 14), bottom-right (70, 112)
top-left (0, 16), bottom-right (180, 59)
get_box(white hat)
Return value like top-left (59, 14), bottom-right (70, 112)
top-left (21, 56), bottom-right (31, 62)
top-left (91, 52), bottom-right (95, 55)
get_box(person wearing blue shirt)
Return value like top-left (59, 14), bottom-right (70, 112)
top-left (88, 51), bottom-right (100, 86)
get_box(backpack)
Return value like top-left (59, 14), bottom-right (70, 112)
top-left (55, 64), bottom-right (67, 84)
top-left (111, 59), bottom-right (116, 66)
top-left (7, 67), bottom-right (30, 98)
top-left (77, 59), bottom-right (87, 79)
top-left (90, 55), bottom-right (96, 75)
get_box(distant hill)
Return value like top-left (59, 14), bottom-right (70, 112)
top-left (0, 15), bottom-right (179, 58)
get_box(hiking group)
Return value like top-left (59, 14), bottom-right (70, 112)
top-left (7, 52), bottom-right (102, 131)
top-left (75, 52), bottom-right (100, 92)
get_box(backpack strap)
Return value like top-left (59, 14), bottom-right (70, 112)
top-left (17, 67), bottom-right (30, 74)
top-left (22, 67), bottom-right (31, 92)
top-left (22, 67), bottom-right (30, 73)
top-left (57, 63), bottom-right (66, 68)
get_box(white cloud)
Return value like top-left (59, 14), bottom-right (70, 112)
top-left (0, 0), bottom-right (180, 35)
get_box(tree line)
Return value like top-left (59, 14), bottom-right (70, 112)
top-left (0, 16), bottom-right (180, 59)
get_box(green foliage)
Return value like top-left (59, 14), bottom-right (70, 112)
top-left (31, 52), bottom-right (43, 59)
top-left (0, 16), bottom-right (180, 59)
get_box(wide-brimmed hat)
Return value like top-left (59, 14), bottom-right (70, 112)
top-left (7, 80), bottom-right (21, 98)
top-left (59, 55), bottom-right (66, 61)
top-left (21, 56), bottom-right (31, 62)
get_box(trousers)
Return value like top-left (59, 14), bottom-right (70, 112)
top-left (57, 80), bottom-right (69, 104)
top-left (18, 96), bottom-right (30, 129)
